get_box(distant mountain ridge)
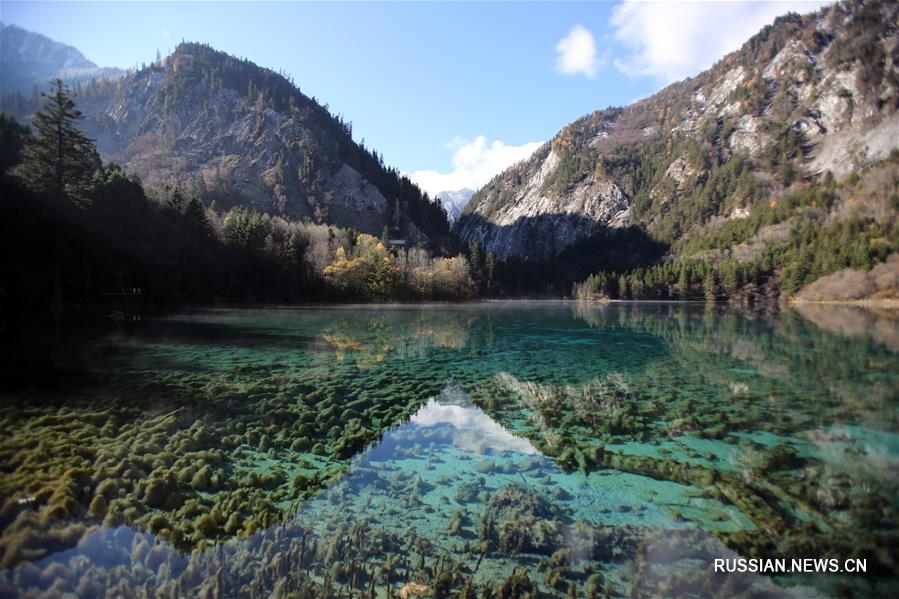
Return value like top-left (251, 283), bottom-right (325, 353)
top-left (456, 0), bottom-right (899, 263)
top-left (435, 188), bottom-right (474, 223)
top-left (0, 22), bottom-right (124, 95)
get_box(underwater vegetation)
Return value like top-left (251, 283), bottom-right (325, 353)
top-left (1, 385), bottom-right (861, 598)
top-left (464, 335), bottom-right (899, 583)
top-left (0, 302), bottom-right (897, 597)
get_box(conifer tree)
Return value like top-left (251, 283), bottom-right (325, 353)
top-left (0, 114), bottom-right (31, 175)
top-left (393, 197), bottom-right (402, 234)
top-left (17, 79), bottom-right (100, 199)
top-left (468, 238), bottom-right (481, 276)
top-left (184, 195), bottom-right (211, 235)
top-left (704, 268), bottom-right (717, 303)
top-left (485, 251), bottom-right (496, 291)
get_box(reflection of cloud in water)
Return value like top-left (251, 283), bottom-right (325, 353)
top-left (410, 398), bottom-right (539, 455)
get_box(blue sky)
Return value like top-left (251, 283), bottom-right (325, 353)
top-left (2, 1), bottom-right (829, 194)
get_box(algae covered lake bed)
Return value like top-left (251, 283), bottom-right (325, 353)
top-left (0, 301), bottom-right (898, 597)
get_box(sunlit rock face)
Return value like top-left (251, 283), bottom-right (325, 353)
top-left (457, 0), bottom-right (899, 262)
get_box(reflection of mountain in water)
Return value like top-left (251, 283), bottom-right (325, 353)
top-left (2, 304), bottom-right (897, 597)
top-left (2, 383), bottom-right (802, 598)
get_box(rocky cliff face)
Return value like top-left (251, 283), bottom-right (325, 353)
top-left (456, 0), bottom-right (899, 263)
top-left (0, 23), bottom-right (124, 95)
top-left (75, 43), bottom-right (445, 241)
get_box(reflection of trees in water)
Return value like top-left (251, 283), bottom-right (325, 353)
top-left (487, 301), bottom-right (899, 573)
top-left (571, 302), bottom-right (899, 430)
top-left (794, 303), bottom-right (899, 353)
top-left (483, 371), bottom-right (631, 453)
top-left (320, 311), bottom-right (474, 370)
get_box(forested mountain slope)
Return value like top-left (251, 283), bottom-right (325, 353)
top-left (3, 39), bottom-right (449, 243)
top-left (457, 0), bottom-right (898, 267)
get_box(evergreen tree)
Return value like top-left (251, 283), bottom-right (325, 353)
top-left (184, 195), bottom-right (211, 235)
top-left (676, 267), bottom-right (690, 299)
top-left (167, 187), bottom-right (186, 212)
top-left (485, 251), bottom-right (496, 291)
top-left (0, 114), bottom-right (31, 175)
top-left (704, 268), bottom-right (717, 303)
top-left (17, 80), bottom-right (100, 199)
top-left (468, 238), bottom-right (481, 277)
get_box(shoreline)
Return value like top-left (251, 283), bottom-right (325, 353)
top-left (790, 298), bottom-right (899, 309)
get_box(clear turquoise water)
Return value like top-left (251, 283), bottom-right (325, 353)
top-left (0, 302), bottom-right (897, 597)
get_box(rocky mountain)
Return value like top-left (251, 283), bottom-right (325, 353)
top-left (1, 35), bottom-right (449, 242)
top-left (0, 23), bottom-right (124, 95)
top-left (66, 42), bottom-right (449, 242)
top-left (456, 0), bottom-right (899, 263)
top-left (435, 188), bottom-right (474, 223)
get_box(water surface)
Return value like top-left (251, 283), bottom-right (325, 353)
top-left (1, 302), bottom-right (897, 597)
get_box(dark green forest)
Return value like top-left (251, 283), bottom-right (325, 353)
top-left (0, 83), bottom-right (474, 312)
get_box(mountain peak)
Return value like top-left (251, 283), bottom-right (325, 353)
top-left (456, 0), bottom-right (899, 263)
top-left (68, 40), bottom-right (450, 244)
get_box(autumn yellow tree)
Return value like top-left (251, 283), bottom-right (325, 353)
top-left (323, 233), bottom-right (398, 300)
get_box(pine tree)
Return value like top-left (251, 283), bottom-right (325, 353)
top-left (184, 195), bottom-right (210, 235)
top-left (0, 114), bottom-right (31, 175)
top-left (167, 187), bottom-right (186, 212)
top-left (677, 267), bottom-right (690, 299)
top-left (704, 269), bottom-right (717, 303)
top-left (468, 238), bottom-right (481, 276)
top-left (17, 79), bottom-right (100, 199)
top-left (485, 251), bottom-right (496, 291)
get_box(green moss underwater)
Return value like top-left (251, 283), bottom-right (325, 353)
top-left (0, 302), bottom-right (897, 597)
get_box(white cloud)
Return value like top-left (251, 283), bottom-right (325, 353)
top-left (610, 0), bottom-right (833, 83)
top-left (555, 24), bottom-right (600, 78)
top-left (161, 28), bottom-right (170, 40)
top-left (409, 136), bottom-right (542, 196)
